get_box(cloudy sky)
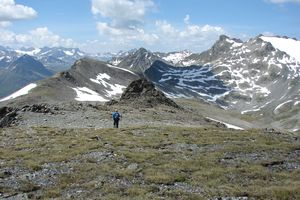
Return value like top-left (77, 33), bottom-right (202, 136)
top-left (0, 0), bottom-right (299, 53)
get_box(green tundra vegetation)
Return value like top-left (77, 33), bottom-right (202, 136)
top-left (1, 125), bottom-right (299, 199)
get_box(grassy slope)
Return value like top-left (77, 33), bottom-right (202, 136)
top-left (1, 126), bottom-right (299, 199)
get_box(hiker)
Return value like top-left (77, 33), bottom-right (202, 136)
top-left (112, 110), bottom-right (121, 128)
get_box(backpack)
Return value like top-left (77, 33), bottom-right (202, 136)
top-left (113, 112), bottom-right (120, 120)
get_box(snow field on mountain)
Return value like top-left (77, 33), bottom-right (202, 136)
top-left (90, 73), bottom-right (126, 97)
top-left (260, 36), bottom-right (300, 62)
top-left (72, 87), bottom-right (107, 102)
top-left (0, 83), bottom-right (37, 102)
top-left (107, 64), bottom-right (137, 75)
top-left (162, 51), bottom-right (192, 65)
top-left (226, 38), bottom-right (243, 49)
top-left (216, 64), bottom-right (271, 99)
top-left (272, 100), bottom-right (300, 115)
top-left (15, 48), bottom-right (41, 56)
top-left (205, 117), bottom-right (244, 130)
top-left (63, 50), bottom-right (75, 56)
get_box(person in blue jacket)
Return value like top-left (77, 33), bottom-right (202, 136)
top-left (112, 109), bottom-right (121, 128)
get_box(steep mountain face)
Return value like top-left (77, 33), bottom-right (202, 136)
top-left (0, 55), bottom-right (53, 98)
top-left (114, 49), bottom-right (192, 73)
top-left (116, 48), bottom-right (162, 75)
top-left (145, 60), bottom-right (229, 105)
top-left (0, 58), bottom-right (139, 104)
top-left (182, 35), bottom-right (300, 109)
top-left (145, 35), bottom-right (300, 131)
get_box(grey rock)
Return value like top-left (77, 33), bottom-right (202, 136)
top-left (127, 163), bottom-right (138, 171)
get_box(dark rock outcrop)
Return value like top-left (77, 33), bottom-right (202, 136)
top-left (0, 107), bottom-right (18, 128)
top-left (119, 78), bottom-right (180, 108)
top-left (21, 104), bottom-right (55, 114)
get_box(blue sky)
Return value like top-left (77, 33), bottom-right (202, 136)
top-left (0, 0), bottom-right (299, 53)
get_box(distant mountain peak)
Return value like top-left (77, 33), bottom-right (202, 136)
top-left (14, 54), bottom-right (39, 65)
top-left (135, 47), bottom-right (150, 55)
top-left (218, 34), bottom-right (230, 41)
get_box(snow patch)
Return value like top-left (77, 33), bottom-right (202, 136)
top-left (163, 51), bottom-right (192, 65)
top-left (72, 87), bottom-right (107, 102)
top-left (110, 59), bottom-right (122, 66)
top-left (90, 73), bottom-right (126, 97)
top-left (182, 59), bottom-right (197, 66)
top-left (0, 83), bottom-right (37, 102)
top-left (226, 38), bottom-right (243, 48)
top-left (90, 73), bottom-right (111, 87)
top-left (206, 117), bottom-right (244, 130)
top-left (15, 48), bottom-right (41, 56)
top-left (78, 52), bottom-right (84, 56)
top-left (241, 108), bottom-right (261, 114)
top-left (274, 100), bottom-right (293, 112)
top-left (107, 64), bottom-right (137, 75)
top-left (63, 50), bottom-right (75, 56)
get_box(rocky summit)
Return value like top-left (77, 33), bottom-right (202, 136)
top-left (119, 78), bottom-right (180, 108)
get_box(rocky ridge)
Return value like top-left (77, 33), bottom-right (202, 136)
top-left (118, 78), bottom-right (180, 109)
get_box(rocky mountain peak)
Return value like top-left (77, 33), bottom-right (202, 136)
top-left (116, 48), bottom-right (161, 75)
top-left (135, 47), bottom-right (149, 55)
top-left (218, 35), bottom-right (230, 41)
top-left (15, 54), bottom-right (36, 63)
top-left (119, 78), bottom-right (180, 108)
top-left (9, 55), bottom-right (48, 73)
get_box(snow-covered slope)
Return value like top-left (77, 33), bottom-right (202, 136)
top-left (145, 60), bottom-right (230, 104)
top-left (174, 35), bottom-right (300, 131)
top-left (0, 58), bottom-right (139, 104)
top-left (161, 50), bottom-right (192, 66)
top-left (142, 35), bottom-right (300, 131)
top-left (0, 83), bottom-right (37, 102)
top-left (260, 36), bottom-right (300, 62)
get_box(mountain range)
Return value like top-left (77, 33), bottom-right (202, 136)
top-left (0, 34), bottom-right (299, 131)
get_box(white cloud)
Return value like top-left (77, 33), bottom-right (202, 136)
top-left (91, 1), bottom-right (224, 53)
top-left (184, 14), bottom-right (190, 24)
top-left (97, 22), bottom-right (158, 45)
top-left (97, 22), bottom-right (124, 36)
top-left (266, 0), bottom-right (300, 3)
top-left (0, 27), bottom-right (76, 48)
top-left (155, 17), bottom-right (225, 52)
top-left (0, 0), bottom-right (37, 22)
top-left (0, 21), bottom-right (11, 28)
top-left (92, 0), bottom-right (154, 23)
top-left (0, 29), bottom-right (15, 43)
top-left (155, 20), bottom-right (177, 35)
top-left (92, 0), bottom-right (157, 47)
